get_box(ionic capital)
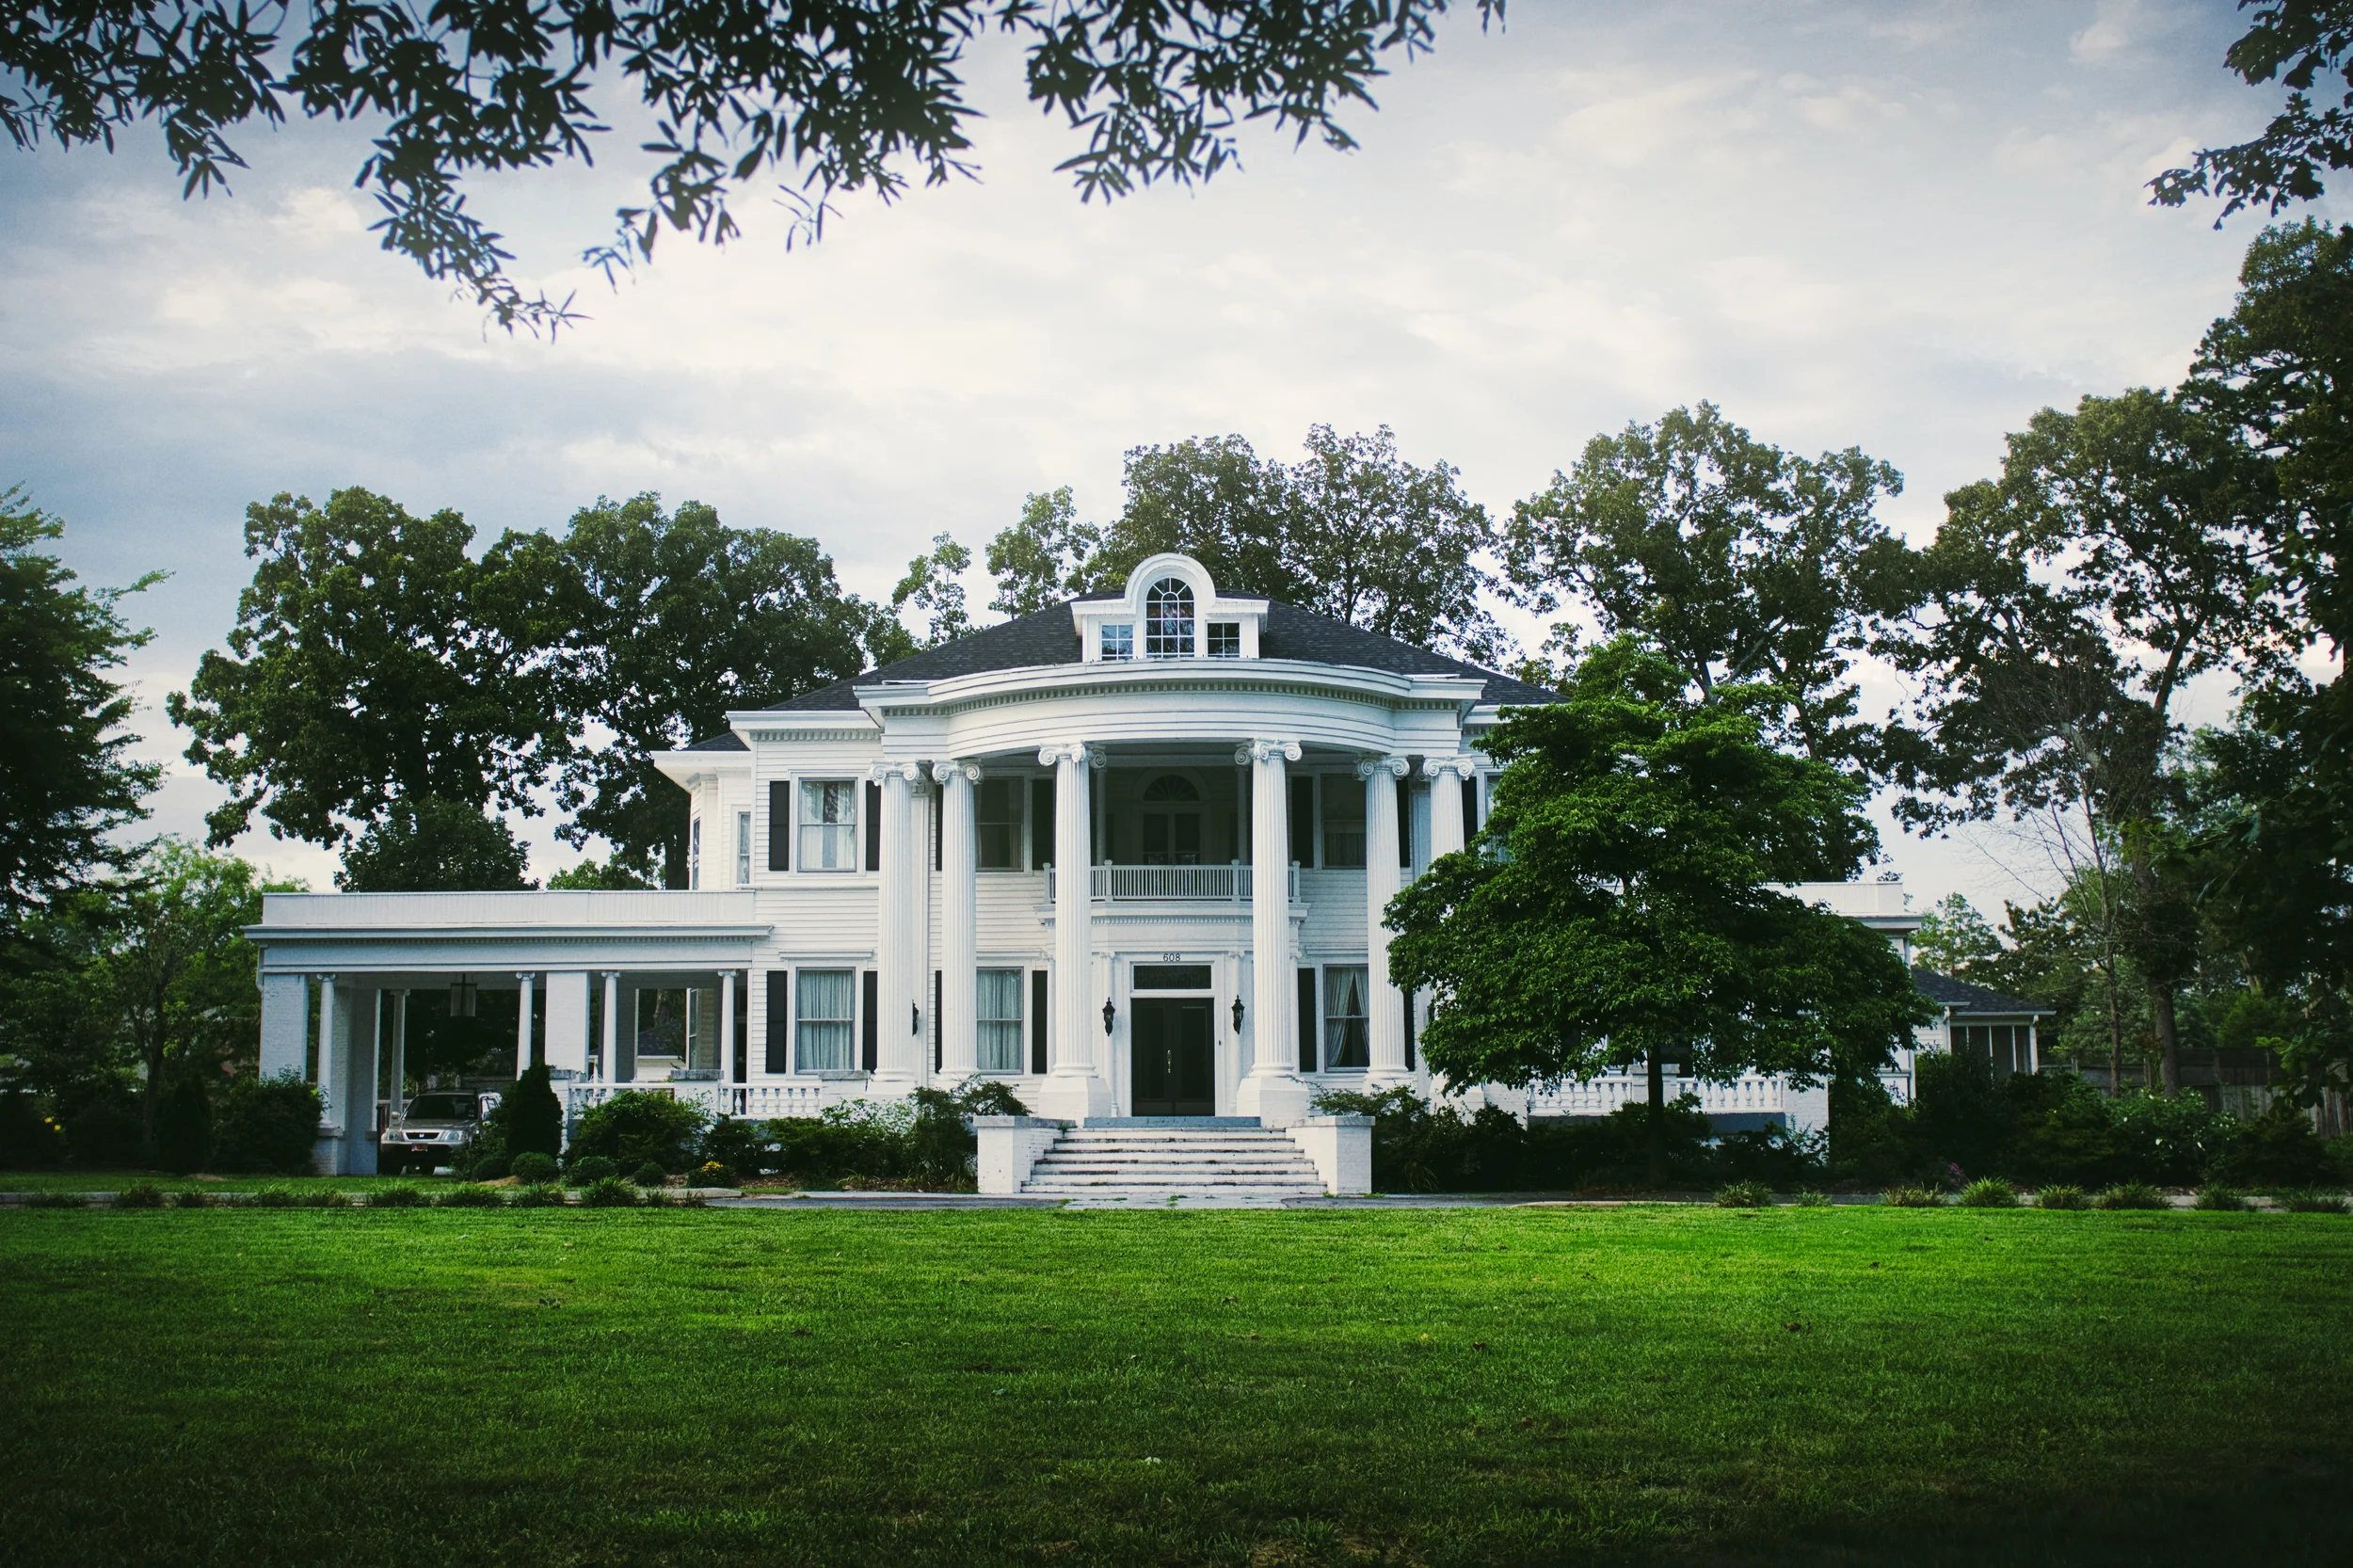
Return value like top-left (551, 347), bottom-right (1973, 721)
top-left (1233, 739), bottom-right (1303, 767)
top-left (1421, 756), bottom-right (1477, 782)
top-left (1355, 754), bottom-right (1411, 780)
top-left (1037, 742), bottom-right (1090, 769)
top-left (930, 760), bottom-right (984, 788)
top-left (868, 760), bottom-right (927, 786)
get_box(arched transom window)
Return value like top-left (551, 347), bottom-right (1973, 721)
top-left (1144, 578), bottom-right (1195, 658)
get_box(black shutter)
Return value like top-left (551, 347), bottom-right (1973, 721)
top-left (933, 785), bottom-right (943, 872)
top-left (1402, 987), bottom-right (1416, 1071)
top-left (1461, 776), bottom-right (1479, 842)
top-left (1398, 778), bottom-right (1413, 867)
top-left (1289, 776), bottom-right (1314, 869)
top-left (1297, 967), bottom-right (1319, 1072)
top-left (933, 970), bottom-right (943, 1071)
top-left (1032, 778), bottom-right (1055, 869)
top-left (1031, 969), bottom-right (1049, 1073)
top-left (765, 971), bottom-right (791, 1074)
top-left (861, 969), bottom-right (879, 1072)
top-left (768, 780), bottom-right (792, 872)
top-left (864, 781), bottom-right (882, 872)
top-left (732, 972), bottom-right (749, 1082)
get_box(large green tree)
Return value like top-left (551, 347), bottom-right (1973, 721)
top-left (986, 424), bottom-right (1505, 662)
top-left (1501, 403), bottom-right (1911, 774)
top-left (0, 490), bottom-right (160, 918)
top-left (0, 1), bottom-right (1501, 330)
top-left (335, 796), bottom-right (535, 892)
top-left (1385, 639), bottom-right (1930, 1183)
top-left (1883, 388), bottom-right (2294, 1092)
top-left (168, 488), bottom-right (569, 849)
top-left (2153, 2), bottom-right (2353, 218)
top-left (554, 493), bottom-right (906, 882)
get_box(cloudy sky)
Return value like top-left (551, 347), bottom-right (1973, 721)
top-left (1, 0), bottom-right (2329, 909)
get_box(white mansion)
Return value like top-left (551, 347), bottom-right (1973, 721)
top-left (250, 553), bottom-right (2018, 1195)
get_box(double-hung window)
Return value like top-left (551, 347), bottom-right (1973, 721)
top-left (795, 969), bottom-right (856, 1071)
top-left (799, 780), bottom-right (858, 871)
top-left (977, 777), bottom-right (1021, 870)
top-left (734, 810), bottom-right (752, 885)
top-left (977, 969), bottom-right (1025, 1072)
top-left (1324, 965), bottom-right (1370, 1069)
top-left (1207, 621), bottom-right (1241, 657)
top-left (1321, 774), bottom-right (1367, 868)
top-left (689, 816), bottom-right (702, 888)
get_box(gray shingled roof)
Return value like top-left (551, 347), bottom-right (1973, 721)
top-left (754, 599), bottom-right (1558, 716)
top-left (1913, 968), bottom-right (2053, 1016)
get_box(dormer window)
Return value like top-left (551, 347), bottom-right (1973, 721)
top-left (1145, 578), bottom-right (1194, 658)
top-left (1100, 622), bottom-right (1134, 661)
top-left (1207, 621), bottom-right (1241, 658)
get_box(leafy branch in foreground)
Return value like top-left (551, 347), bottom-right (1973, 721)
top-left (0, 1), bottom-right (1502, 333)
top-left (2153, 2), bottom-right (2353, 217)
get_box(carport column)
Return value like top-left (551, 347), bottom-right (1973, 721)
top-left (515, 972), bottom-right (536, 1077)
top-left (1360, 755), bottom-right (1412, 1089)
top-left (314, 974), bottom-right (335, 1090)
top-left (1424, 756), bottom-right (1474, 860)
top-left (258, 973), bottom-right (308, 1081)
top-left (601, 972), bottom-right (619, 1080)
top-left (1036, 742), bottom-right (1112, 1120)
top-left (718, 971), bottom-right (737, 1087)
top-left (1236, 739), bottom-right (1310, 1126)
top-left (935, 760), bottom-right (983, 1076)
top-left (871, 760), bottom-right (927, 1096)
top-left (390, 990), bottom-right (408, 1105)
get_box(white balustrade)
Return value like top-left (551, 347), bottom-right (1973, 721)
top-left (1528, 1072), bottom-right (1793, 1120)
top-left (1042, 863), bottom-right (1305, 903)
top-left (565, 1080), bottom-right (825, 1124)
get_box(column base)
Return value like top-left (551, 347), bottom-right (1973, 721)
top-left (1235, 1071), bottom-right (1315, 1128)
top-left (867, 1069), bottom-right (926, 1100)
top-left (1363, 1066), bottom-right (1417, 1095)
top-left (1032, 1069), bottom-right (1114, 1122)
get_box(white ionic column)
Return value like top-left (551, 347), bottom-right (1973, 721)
top-left (1236, 739), bottom-right (1309, 1125)
top-left (314, 974), bottom-right (335, 1090)
top-left (1424, 757), bottom-right (1474, 861)
top-left (934, 761), bottom-right (982, 1077)
top-left (1360, 755), bottom-right (1412, 1088)
top-left (600, 972), bottom-right (619, 1080)
top-left (871, 760), bottom-right (926, 1095)
top-left (1036, 742), bottom-right (1112, 1120)
top-left (515, 972), bottom-right (536, 1077)
top-left (719, 971), bottom-right (738, 1087)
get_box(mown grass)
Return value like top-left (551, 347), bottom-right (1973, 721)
top-left (2, 1207), bottom-right (2347, 1567)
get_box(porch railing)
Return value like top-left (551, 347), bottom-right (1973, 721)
top-left (565, 1081), bottom-right (826, 1123)
top-left (1044, 862), bottom-right (1301, 902)
top-left (1528, 1072), bottom-right (1791, 1119)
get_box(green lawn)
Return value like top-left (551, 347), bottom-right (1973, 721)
top-left (3, 1208), bottom-right (2347, 1567)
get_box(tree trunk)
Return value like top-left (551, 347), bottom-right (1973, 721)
top-left (1646, 1043), bottom-right (1666, 1191)
top-left (2153, 986), bottom-right (2183, 1094)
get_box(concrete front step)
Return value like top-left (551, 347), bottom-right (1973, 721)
top-left (1019, 1124), bottom-right (1327, 1197)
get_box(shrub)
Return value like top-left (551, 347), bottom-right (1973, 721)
top-left (111, 1181), bottom-right (167, 1208)
top-left (570, 1091), bottom-right (710, 1176)
top-left (2037, 1185), bottom-right (2089, 1210)
top-left (2193, 1185), bottom-right (2251, 1212)
top-left (2216, 1101), bottom-right (2336, 1188)
top-left (26, 1190), bottom-right (87, 1208)
top-left (59, 1082), bottom-right (143, 1168)
top-left (512, 1183), bottom-right (567, 1208)
top-left (211, 1075), bottom-right (323, 1176)
top-left (632, 1160), bottom-right (669, 1188)
top-left (1714, 1180), bottom-right (1769, 1208)
top-left (300, 1189), bottom-right (349, 1208)
top-left (698, 1116), bottom-right (765, 1178)
top-left (153, 1073), bottom-right (213, 1176)
top-left (582, 1176), bottom-right (639, 1208)
top-left (252, 1188), bottom-right (297, 1208)
top-left (171, 1189), bottom-right (212, 1208)
top-left (1959, 1177), bottom-right (2018, 1208)
top-left (2097, 1182), bottom-right (2167, 1210)
top-left (1793, 1189), bottom-right (1833, 1208)
top-left (509, 1151), bottom-right (560, 1185)
top-left (691, 1160), bottom-right (737, 1189)
top-left (566, 1155), bottom-right (618, 1187)
top-left (2281, 1190), bottom-right (2350, 1214)
top-left (367, 1186), bottom-right (426, 1208)
top-left (502, 1065), bottom-right (564, 1162)
top-left (469, 1153), bottom-right (511, 1182)
top-left (0, 1091), bottom-right (66, 1169)
top-left (436, 1185), bottom-right (504, 1208)
top-left (1882, 1186), bottom-right (1940, 1208)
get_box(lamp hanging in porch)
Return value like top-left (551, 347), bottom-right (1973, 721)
top-left (449, 975), bottom-right (478, 1018)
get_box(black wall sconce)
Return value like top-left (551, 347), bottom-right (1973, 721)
top-left (1101, 999), bottom-right (1117, 1036)
top-left (1230, 997), bottom-right (1245, 1034)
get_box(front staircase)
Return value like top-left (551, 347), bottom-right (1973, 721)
top-left (1018, 1119), bottom-right (1326, 1201)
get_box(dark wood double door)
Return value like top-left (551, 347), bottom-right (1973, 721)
top-left (1131, 997), bottom-right (1215, 1116)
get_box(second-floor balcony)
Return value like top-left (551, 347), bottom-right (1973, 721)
top-left (1045, 862), bottom-right (1306, 903)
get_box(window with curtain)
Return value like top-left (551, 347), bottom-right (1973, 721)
top-left (1144, 578), bottom-right (1194, 657)
top-left (1324, 965), bottom-right (1369, 1069)
top-left (1321, 773), bottom-right (1367, 868)
top-left (735, 810), bottom-right (751, 884)
top-left (977, 777), bottom-right (1021, 870)
top-left (977, 969), bottom-right (1024, 1071)
top-left (795, 969), bottom-right (856, 1070)
top-left (799, 780), bottom-right (858, 871)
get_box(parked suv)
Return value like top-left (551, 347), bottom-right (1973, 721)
top-left (379, 1090), bottom-right (497, 1175)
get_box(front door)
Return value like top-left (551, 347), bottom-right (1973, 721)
top-left (1131, 998), bottom-right (1215, 1116)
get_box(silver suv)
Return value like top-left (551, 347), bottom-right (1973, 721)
top-left (379, 1091), bottom-right (498, 1176)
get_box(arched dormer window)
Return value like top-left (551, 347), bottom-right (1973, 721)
top-left (1144, 578), bottom-right (1194, 658)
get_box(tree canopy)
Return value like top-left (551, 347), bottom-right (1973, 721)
top-left (0, 0), bottom-right (1501, 331)
top-left (335, 796), bottom-right (536, 893)
top-left (0, 491), bottom-right (160, 918)
top-left (2153, 2), bottom-right (2353, 218)
top-left (1385, 640), bottom-right (1930, 1178)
